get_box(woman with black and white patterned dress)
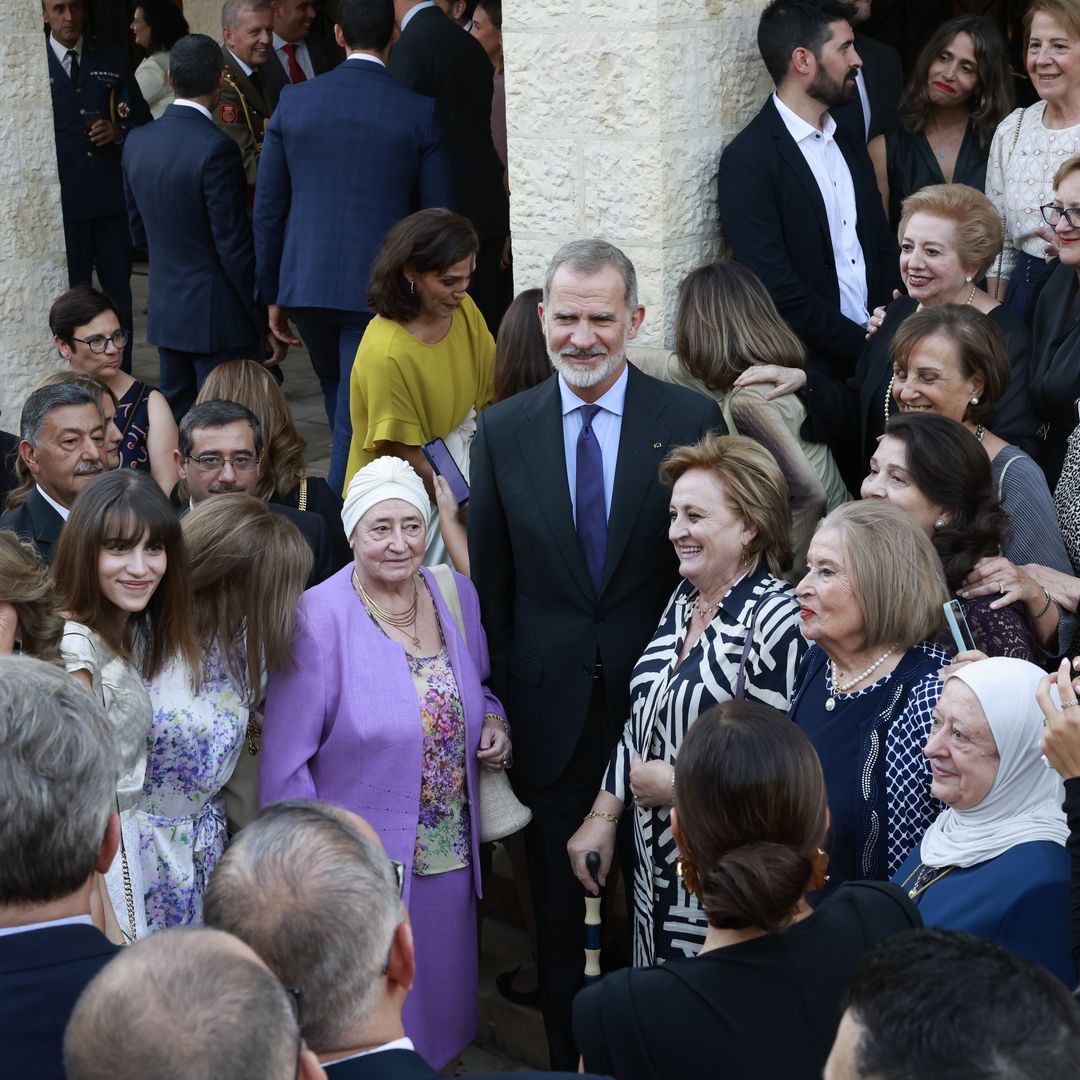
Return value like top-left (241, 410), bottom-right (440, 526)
top-left (568, 435), bottom-right (807, 966)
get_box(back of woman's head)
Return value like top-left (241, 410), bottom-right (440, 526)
top-left (0, 531), bottom-right (63, 662)
top-left (196, 360), bottom-right (307, 498)
top-left (52, 470), bottom-right (195, 679)
top-left (674, 262), bottom-right (804, 394)
top-left (182, 494), bottom-right (312, 701)
top-left (136, 0), bottom-right (190, 50)
top-left (675, 700), bottom-right (827, 933)
top-left (494, 288), bottom-right (550, 401)
top-left (885, 412), bottom-right (1007, 590)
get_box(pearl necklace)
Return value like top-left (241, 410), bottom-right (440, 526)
top-left (825, 647), bottom-right (896, 711)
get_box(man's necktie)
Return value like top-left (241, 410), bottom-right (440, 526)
top-left (575, 403), bottom-right (607, 592)
top-left (67, 49), bottom-right (79, 83)
top-left (282, 43), bottom-right (307, 83)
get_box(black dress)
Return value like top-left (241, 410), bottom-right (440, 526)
top-left (572, 882), bottom-right (921, 1080)
top-left (270, 474), bottom-right (351, 573)
top-left (884, 121), bottom-right (987, 228)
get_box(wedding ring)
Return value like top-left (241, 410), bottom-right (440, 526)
top-left (997, 581), bottom-right (1005, 595)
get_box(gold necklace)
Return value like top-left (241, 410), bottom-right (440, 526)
top-left (352, 569), bottom-right (421, 649)
top-left (900, 862), bottom-right (956, 900)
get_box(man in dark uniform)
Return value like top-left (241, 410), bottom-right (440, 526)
top-left (217, 0), bottom-right (275, 197)
top-left (43, 0), bottom-right (150, 374)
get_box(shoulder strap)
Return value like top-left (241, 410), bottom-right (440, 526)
top-left (997, 452), bottom-right (1017, 504)
top-left (734, 593), bottom-right (769, 700)
top-left (117, 382), bottom-right (148, 443)
top-left (428, 564), bottom-right (466, 645)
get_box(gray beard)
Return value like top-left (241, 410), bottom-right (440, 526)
top-left (548, 348), bottom-right (624, 389)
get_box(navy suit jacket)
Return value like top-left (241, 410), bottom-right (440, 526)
top-left (0, 488), bottom-right (65, 564)
top-left (716, 96), bottom-right (899, 374)
top-left (254, 59), bottom-right (453, 313)
top-left (325, 1047), bottom-right (602, 1080)
top-left (46, 36), bottom-right (151, 222)
top-left (123, 103), bottom-right (263, 353)
top-left (0, 922), bottom-right (118, 1080)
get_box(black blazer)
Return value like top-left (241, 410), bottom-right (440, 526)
top-left (833, 32), bottom-right (905, 144)
top-left (717, 96), bottom-right (899, 373)
top-left (0, 922), bottom-right (119, 1080)
top-left (261, 34), bottom-right (340, 110)
top-left (468, 366), bottom-right (723, 788)
top-left (388, 6), bottom-right (508, 240)
top-left (325, 1047), bottom-right (603, 1079)
top-left (0, 487), bottom-right (65, 563)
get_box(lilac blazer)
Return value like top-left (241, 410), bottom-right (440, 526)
top-left (260, 564), bottom-right (505, 901)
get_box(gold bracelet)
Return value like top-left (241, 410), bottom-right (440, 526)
top-left (1032, 587), bottom-right (1053, 620)
top-left (483, 713), bottom-right (509, 734)
top-left (583, 809), bottom-right (618, 823)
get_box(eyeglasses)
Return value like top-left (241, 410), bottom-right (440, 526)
top-left (71, 329), bottom-right (130, 353)
top-left (185, 453), bottom-right (260, 473)
top-left (282, 986), bottom-right (304, 1080)
top-left (389, 858), bottom-right (405, 897)
top-left (1040, 204), bottom-right (1080, 229)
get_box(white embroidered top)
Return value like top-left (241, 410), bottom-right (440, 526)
top-left (986, 101), bottom-right (1080, 281)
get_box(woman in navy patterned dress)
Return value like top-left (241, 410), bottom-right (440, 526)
top-left (791, 501), bottom-right (951, 894)
top-left (569, 435), bottom-right (807, 965)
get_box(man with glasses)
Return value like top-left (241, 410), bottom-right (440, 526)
top-left (0, 384), bottom-right (107, 562)
top-left (173, 400), bottom-right (338, 587)
top-left (62, 927), bottom-right (327, 1080)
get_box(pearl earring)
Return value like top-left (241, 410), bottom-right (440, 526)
top-left (934, 518), bottom-right (946, 530)
top-left (965, 275), bottom-right (973, 283)
top-left (970, 396), bottom-right (979, 405)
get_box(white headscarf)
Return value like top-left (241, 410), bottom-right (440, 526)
top-left (341, 456), bottom-right (431, 541)
top-left (919, 657), bottom-right (1068, 869)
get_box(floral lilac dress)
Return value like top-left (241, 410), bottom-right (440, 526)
top-left (138, 643), bottom-right (249, 930)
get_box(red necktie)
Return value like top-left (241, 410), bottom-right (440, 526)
top-left (282, 43), bottom-right (307, 83)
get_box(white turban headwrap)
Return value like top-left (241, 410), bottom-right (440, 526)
top-left (341, 456), bottom-right (431, 541)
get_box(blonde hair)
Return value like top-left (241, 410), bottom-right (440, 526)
top-left (815, 501), bottom-right (947, 651)
top-left (1025, 0), bottom-right (1080, 49)
top-left (659, 434), bottom-right (793, 577)
top-left (1054, 153), bottom-right (1080, 189)
top-left (182, 494), bottom-right (312, 704)
top-left (0, 531), bottom-right (63, 662)
top-left (196, 360), bottom-right (308, 499)
top-left (897, 184), bottom-right (1003, 279)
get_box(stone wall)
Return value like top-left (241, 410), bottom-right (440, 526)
top-left (182, 0), bottom-right (223, 38)
top-left (504, 0), bottom-right (770, 347)
top-left (0, 5), bottom-right (69, 430)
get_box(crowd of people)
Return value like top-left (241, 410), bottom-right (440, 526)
top-left (10, 0), bottom-right (1080, 1076)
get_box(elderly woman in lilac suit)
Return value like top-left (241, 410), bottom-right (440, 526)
top-left (260, 456), bottom-right (511, 1069)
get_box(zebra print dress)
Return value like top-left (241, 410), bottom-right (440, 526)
top-left (601, 566), bottom-right (807, 966)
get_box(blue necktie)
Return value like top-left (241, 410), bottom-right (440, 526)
top-left (575, 403), bottom-right (607, 591)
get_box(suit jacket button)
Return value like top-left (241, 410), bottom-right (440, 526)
top-left (581, 664), bottom-right (592, 676)
top-left (595, 616), bottom-right (605, 626)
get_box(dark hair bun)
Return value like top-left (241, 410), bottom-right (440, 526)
top-left (699, 841), bottom-right (813, 933)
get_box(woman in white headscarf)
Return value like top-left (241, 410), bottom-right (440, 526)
top-left (892, 657), bottom-right (1072, 984)
top-left (260, 456), bottom-right (511, 1067)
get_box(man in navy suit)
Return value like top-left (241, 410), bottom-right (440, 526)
top-left (0, 655), bottom-right (121, 1080)
top-left (43, 0), bottom-right (150, 374)
top-left (123, 33), bottom-right (273, 422)
top-left (254, 0), bottom-right (453, 494)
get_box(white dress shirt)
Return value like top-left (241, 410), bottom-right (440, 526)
top-left (0, 914), bottom-right (92, 938)
top-left (345, 53), bottom-right (387, 69)
top-left (272, 32), bottom-right (315, 80)
top-left (36, 485), bottom-right (70, 521)
top-left (323, 1037), bottom-right (415, 1067)
top-left (559, 365), bottom-right (627, 526)
top-left (172, 98), bottom-right (213, 121)
top-left (772, 93), bottom-right (869, 328)
top-left (854, 69), bottom-right (872, 141)
top-left (49, 33), bottom-right (82, 77)
top-left (227, 49), bottom-right (255, 78)
top-left (400, 0), bottom-right (437, 32)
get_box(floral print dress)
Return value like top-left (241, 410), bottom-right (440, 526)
top-left (139, 643), bottom-right (249, 930)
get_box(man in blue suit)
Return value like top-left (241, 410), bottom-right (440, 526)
top-left (123, 33), bottom-right (273, 422)
top-left (254, 0), bottom-right (453, 494)
top-left (0, 656), bottom-right (121, 1080)
top-left (43, 0), bottom-right (150, 374)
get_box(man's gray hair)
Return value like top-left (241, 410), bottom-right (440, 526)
top-left (204, 801), bottom-right (401, 1053)
top-left (0, 655), bottom-right (118, 905)
top-left (542, 238), bottom-right (639, 312)
top-left (19, 384), bottom-right (98, 447)
top-left (221, 0), bottom-right (272, 30)
top-left (63, 928), bottom-right (300, 1080)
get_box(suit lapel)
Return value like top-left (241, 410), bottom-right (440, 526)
top-left (766, 100), bottom-right (831, 242)
top-left (515, 379), bottom-right (596, 600)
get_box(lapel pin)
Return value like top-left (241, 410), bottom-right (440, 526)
top-left (652, 442), bottom-right (662, 449)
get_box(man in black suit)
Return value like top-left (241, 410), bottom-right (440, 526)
top-left (174, 400), bottom-right (346, 585)
top-left (123, 34), bottom-right (271, 422)
top-left (262, 0), bottom-right (340, 109)
top-left (716, 0), bottom-right (896, 476)
top-left (468, 240), bottom-right (723, 1068)
top-left (0, 384), bottom-right (106, 562)
top-left (0, 656), bottom-right (121, 1080)
top-left (63, 928), bottom-right (327, 1080)
top-left (205, 800), bottom-right (597, 1079)
top-left (389, 0), bottom-right (510, 332)
top-left (832, 0), bottom-right (904, 145)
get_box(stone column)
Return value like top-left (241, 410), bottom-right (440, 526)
top-left (182, 0), bottom-right (223, 38)
top-left (504, 0), bottom-right (770, 346)
top-left (0, 5), bottom-right (69, 427)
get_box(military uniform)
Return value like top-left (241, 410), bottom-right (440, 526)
top-left (216, 46), bottom-right (272, 195)
top-left (46, 35), bottom-right (150, 371)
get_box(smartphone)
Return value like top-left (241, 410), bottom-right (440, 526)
top-left (943, 599), bottom-right (978, 654)
top-left (422, 437), bottom-right (469, 506)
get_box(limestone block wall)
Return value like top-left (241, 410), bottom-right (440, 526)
top-left (504, 0), bottom-right (770, 347)
top-left (0, 5), bottom-right (68, 430)
top-left (182, 0), bottom-right (223, 38)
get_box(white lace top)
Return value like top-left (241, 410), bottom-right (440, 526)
top-left (985, 101), bottom-right (1080, 281)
